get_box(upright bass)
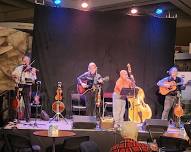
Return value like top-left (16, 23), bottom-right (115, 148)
top-left (127, 64), bottom-right (152, 123)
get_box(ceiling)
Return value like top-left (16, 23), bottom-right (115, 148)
top-left (0, 0), bottom-right (191, 28)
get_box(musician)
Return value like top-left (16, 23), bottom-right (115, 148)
top-left (12, 55), bottom-right (37, 122)
top-left (113, 70), bottom-right (133, 128)
top-left (157, 66), bottom-right (184, 120)
top-left (77, 62), bottom-right (103, 116)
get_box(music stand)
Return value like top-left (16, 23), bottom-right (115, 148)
top-left (120, 88), bottom-right (138, 121)
top-left (120, 88), bottom-right (138, 98)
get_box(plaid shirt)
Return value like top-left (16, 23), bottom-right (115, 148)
top-left (111, 138), bottom-right (151, 152)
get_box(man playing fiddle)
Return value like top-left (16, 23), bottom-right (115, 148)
top-left (12, 54), bottom-right (37, 122)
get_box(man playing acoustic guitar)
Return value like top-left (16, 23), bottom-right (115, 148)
top-left (157, 66), bottom-right (184, 120)
top-left (77, 62), bottom-right (103, 116)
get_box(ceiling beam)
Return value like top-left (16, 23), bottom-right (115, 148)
top-left (0, 3), bottom-right (18, 13)
top-left (90, 0), bottom-right (169, 11)
top-left (170, 0), bottom-right (191, 16)
top-left (0, 8), bottom-right (34, 22)
top-left (42, 0), bottom-right (169, 11)
top-left (0, 0), bottom-right (33, 8)
top-left (0, 22), bottom-right (33, 30)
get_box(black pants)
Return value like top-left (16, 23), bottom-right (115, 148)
top-left (81, 91), bottom-right (96, 116)
top-left (21, 85), bottom-right (32, 121)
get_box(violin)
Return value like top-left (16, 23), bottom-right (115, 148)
top-left (52, 82), bottom-right (65, 113)
top-left (55, 86), bottom-right (63, 101)
top-left (23, 65), bottom-right (39, 73)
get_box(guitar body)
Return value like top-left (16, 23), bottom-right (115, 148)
top-left (77, 84), bottom-right (87, 94)
top-left (12, 97), bottom-right (25, 120)
top-left (18, 97), bottom-right (25, 120)
top-left (159, 81), bottom-right (177, 95)
top-left (77, 79), bottom-right (94, 94)
top-left (77, 76), bottom-right (109, 94)
top-left (12, 98), bottom-right (19, 110)
top-left (18, 109), bottom-right (25, 120)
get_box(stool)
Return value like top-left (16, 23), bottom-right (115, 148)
top-left (71, 93), bottom-right (86, 115)
top-left (102, 92), bottom-right (113, 117)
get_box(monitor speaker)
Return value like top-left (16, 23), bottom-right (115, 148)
top-left (142, 119), bottom-right (168, 132)
top-left (73, 115), bottom-right (97, 129)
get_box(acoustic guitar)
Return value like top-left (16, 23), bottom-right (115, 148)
top-left (77, 76), bottom-right (109, 94)
top-left (159, 80), bottom-right (191, 95)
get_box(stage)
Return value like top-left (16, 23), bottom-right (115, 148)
top-left (3, 117), bottom-right (188, 152)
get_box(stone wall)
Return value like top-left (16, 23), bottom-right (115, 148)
top-left (0, 26), bottom-right (32, 92)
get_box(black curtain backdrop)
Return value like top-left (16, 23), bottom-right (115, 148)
top-left (32, 5), bottom-right (176, 118)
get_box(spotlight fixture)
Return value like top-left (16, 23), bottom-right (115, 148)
top-left (35, 0), bottom-right (44, 5)
top-left (155, 8), bottom-right (163, 15)
top-left (53, 0), bottom-right (61, 6)
top-left (81, 1), bottom-right (89, 8)
top-left (130, 8), bottom-right (138, 14)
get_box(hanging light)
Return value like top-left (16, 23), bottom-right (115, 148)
top-left (130, 8), bottom-right (138, 14)
top-left (81, 1), bottom-right (89, 8)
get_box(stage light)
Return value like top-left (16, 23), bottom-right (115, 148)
top-left (53, 0), bottom-right (61, 5)
top-left (155, 8), bottom-right (163, 15)
top-left (130, 8), bottom-right (138, 14)
top-left (81, 1), bottom-right (88, 8)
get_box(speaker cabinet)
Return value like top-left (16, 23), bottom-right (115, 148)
top-left (73, 115), bottom-right (97, 129)
top-left (142, 119), bottom-right (168, 132)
